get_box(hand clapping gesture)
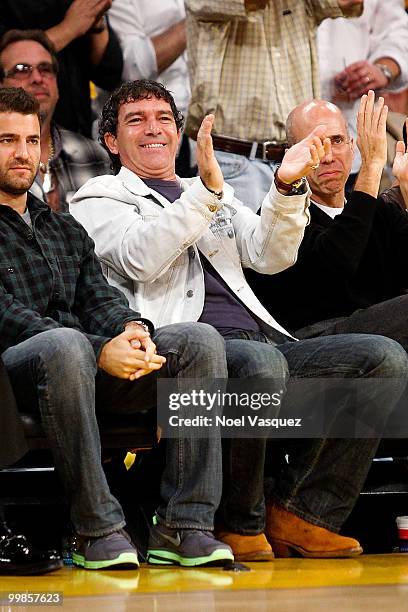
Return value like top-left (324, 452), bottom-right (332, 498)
top-left (196, 114), bottom-right (224, 194)
top-left (357, 90), bottom-right (388, 168)
top-left (354, 90), bottom-right (388, 198)
top-left (393, 119), bottom-right (408, 185)
top-left (277, 125), bottom-right (332, 186)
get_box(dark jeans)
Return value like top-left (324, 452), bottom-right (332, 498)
top-left (218, 329), bottom-right (408, 534)
top-left (2, 323), bottom-right (228, 535)
top-left (296, 294), bottom-right (408, 352)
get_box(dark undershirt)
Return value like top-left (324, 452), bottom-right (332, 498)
top-left (142, 178), bottom-right (260, 333)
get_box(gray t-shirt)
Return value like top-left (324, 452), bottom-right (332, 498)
top-left (21, 208), bottom-right (32, 227)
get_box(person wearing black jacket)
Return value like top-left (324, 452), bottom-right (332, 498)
top-left (248, 91), bottom-right (408, 352)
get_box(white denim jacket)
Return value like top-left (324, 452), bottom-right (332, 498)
top-left (70, 167), bottom-right (310, 338)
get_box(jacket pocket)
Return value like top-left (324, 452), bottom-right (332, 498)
top-left (55, 255), bottom-right (80, 305)
top-left (0, 263), bottom-right (27, 298)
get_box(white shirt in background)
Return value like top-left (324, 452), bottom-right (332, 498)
top-left (318, 0), bottom-right (408, 174)
top-left (108, 0), bottom-right (190, 116)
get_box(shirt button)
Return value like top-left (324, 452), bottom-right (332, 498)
top-left (186, 290), bottom-right (194, 297)
top-left (208, 205), bottom-right (217, 213)
top-left (189, 250), bottom-right (196, 259)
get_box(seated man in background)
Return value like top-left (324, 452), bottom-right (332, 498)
top-left (0, 29), bottom-right (112, 211)
top-left (0, 0), bottom-right (123, 138)
top-left (0, 86), bottom-right (234, 570)
top-left (70, 79), bottom-right (408, 562)
top-left (0, 358), bottom-right (62, 575)
top-left (248, 91), bottom-right (408, 358)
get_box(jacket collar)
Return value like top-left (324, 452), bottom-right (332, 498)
top-left (117, 166), bottom-right (191, 207)
top-left (27, 191), bottom-right (52, 220)
top-left (118, 166), bottom-right (184, 194)
top-left (0, 191), bottom-right (50, 219)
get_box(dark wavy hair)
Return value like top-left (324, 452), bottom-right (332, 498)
top-left (0, 87), bottom-right (40, 122)
top-left (99, 79), bottom-right (184, 174)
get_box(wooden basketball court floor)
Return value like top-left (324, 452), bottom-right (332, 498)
top-left (3, 555), bottom-right (408, 611)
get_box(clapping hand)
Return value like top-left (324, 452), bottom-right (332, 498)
top-left (392, 119), bottom-right (408, 183)
top-left (196, 114), bottom-right (224, 194)
top-left (277, 125), bottom-right (331, 185)
top-left (356, 90), bottom-right (388, 169)
top-left (63, 0), bottom-right (112, 38)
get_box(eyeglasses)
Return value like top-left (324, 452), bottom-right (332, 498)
top-left (328, 135), bottom-right (351, 150)
top-left (3, 62), bottom-right (57, 80)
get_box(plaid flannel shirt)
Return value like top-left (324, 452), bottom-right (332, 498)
top-left (0, 193), bottom-right (146, 357)
top-left (31, 124), bottom-right (112, 212)
top-left (185, 0), bottom-right (357, 142)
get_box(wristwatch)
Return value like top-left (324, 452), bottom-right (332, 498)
top-left (126, 320), bottom-right (151, 334)
top-left (274, 170), bottom-right (307, 195)
top-left (375, 63), bottom-right (394, 85)
top-left (202, 181), bottom-right (224, 200)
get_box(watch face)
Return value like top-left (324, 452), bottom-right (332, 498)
top-left (291, 177), bottom-right (306, 190)
top-left (377, 64), bottom-right (392, 82)
top-left (291, 178), bottom-right (307, 195)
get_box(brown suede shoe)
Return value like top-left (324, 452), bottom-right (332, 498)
top-left (265, 504), bottom-right (363, 558)
top-left (217, 532), bottom-right (274, 562)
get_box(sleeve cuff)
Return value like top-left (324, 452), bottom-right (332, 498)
top-left (267, 179), bottom-right (311, 212)
top-left (122, 316), bottom-right (155, 335)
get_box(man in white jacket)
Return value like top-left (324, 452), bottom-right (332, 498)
top-left (70, 80), bottom-right (408, 562)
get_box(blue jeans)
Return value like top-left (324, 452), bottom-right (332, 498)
top-left (218, 329), bottom-right (408, 534)
top-left (2, 323), bottom-right (228, 535)
top-left (215, 150), bottom-right (279, 212)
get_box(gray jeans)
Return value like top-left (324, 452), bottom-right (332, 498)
top-left (2, 322), bottom-right (228, 536)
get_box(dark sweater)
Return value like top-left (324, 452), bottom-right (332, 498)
top-left (246, 190), bottom-right (408, 332)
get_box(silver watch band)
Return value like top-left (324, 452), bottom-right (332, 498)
top-left (127, 320), bottom-right (150, 334)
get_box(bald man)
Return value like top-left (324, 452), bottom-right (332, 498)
top-left (247, 91), bottom-right (408, 356)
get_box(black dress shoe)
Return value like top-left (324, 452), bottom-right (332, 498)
top-left (0, 524), bottom-right (63, 575)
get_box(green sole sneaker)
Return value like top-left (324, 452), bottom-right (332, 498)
top-left (72, 529), bottom-right (139, 570)
top-left (147, 547), bottom-right (234, 567)
top-left (147, 522), bottom-right (234, 567)
top-left (72, 551), bottom-right (139, 570)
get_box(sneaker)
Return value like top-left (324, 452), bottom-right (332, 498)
top-left (72, 529), bottom-right (139, 570)
top-left (147, 518), bottom-right (234, 567)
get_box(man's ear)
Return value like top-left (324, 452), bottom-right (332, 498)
top-left (104, 132), bottom-right (118, 155)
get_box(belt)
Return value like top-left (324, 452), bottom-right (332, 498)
top-left (212, 135), bottom-right (287, 162)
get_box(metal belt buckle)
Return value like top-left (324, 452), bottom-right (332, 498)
top-left (262, 140), bottom-right (279, 161)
